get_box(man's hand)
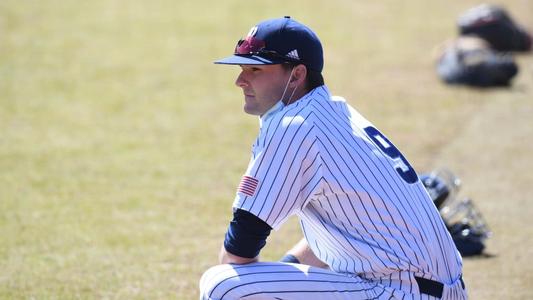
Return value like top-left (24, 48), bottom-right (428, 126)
top-left (219, 245), bottom-right (258, 265)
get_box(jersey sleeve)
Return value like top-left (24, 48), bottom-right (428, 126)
top-left (233, 114), bottom-right (323, 231)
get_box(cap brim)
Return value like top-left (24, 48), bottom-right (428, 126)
top-left (214, 54), bottom-right (286, 66)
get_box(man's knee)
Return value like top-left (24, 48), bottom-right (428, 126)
top-left (199, 264), bottom-right (239, 300)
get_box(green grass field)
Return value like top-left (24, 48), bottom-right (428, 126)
top-left (1, 1), bottom-right (532, 299)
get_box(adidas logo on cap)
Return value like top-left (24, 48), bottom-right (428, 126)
top-left (286, 49), bottom-right (300, 60)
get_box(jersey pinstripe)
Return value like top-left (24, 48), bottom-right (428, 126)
top-left (232, 85), bottom-right (463, 294)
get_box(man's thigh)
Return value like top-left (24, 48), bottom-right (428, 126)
top-left (199, 262), bottom-right (391, 300)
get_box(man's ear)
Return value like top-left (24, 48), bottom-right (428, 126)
top-left (291, 64), bottom-right (307, 86)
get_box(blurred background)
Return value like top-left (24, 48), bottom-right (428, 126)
top-left (1, 1), bottom-right (532, 299)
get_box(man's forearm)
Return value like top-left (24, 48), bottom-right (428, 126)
top-left (285, 238), bottom-right (329, 269)
top-left (219, 245), bottom-right (258, 265)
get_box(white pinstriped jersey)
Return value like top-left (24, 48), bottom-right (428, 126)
top-left (233, 85), bottom-right (463, 294)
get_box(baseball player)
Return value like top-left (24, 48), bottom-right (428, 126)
top-left (200, 16), bottom-right (467, 300)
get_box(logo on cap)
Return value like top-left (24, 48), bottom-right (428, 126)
top-left (286, 49), bottom-right (300, 60)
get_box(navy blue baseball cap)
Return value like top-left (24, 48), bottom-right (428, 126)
top-left (215, 16), bottom-right (324, 73)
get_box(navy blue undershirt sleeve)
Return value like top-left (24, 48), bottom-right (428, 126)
top-left (224, 209), bottom-right (273, 258)
top-left (279, 254), bottom-right (300, 264)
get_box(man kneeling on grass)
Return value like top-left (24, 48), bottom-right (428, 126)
top-left (200, 16), bottom-right (467, 300)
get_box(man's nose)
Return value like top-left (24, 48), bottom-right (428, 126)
top-left (235, 71), bottom-right (248, 88)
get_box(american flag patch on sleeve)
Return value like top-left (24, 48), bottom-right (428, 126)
top-left (237, 175), bottom-right (259, 197)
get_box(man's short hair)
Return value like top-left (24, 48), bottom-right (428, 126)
top-left (283, 63), bottom-right (325, 91)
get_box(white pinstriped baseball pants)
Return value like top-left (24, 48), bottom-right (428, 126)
top-left (199, 262), bottom-right (467, 300)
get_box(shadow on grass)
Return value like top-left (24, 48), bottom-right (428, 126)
top-left (464, 252), bottom-right (498, 259)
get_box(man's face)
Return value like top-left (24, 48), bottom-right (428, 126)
top-left (235, 64), bottom-right (292, 116)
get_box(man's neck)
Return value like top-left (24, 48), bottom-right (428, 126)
top-left (282, 86), bottom-right (309, 106)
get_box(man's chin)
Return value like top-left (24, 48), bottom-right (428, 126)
top-left (243, 105), bottom-right (261, 116)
